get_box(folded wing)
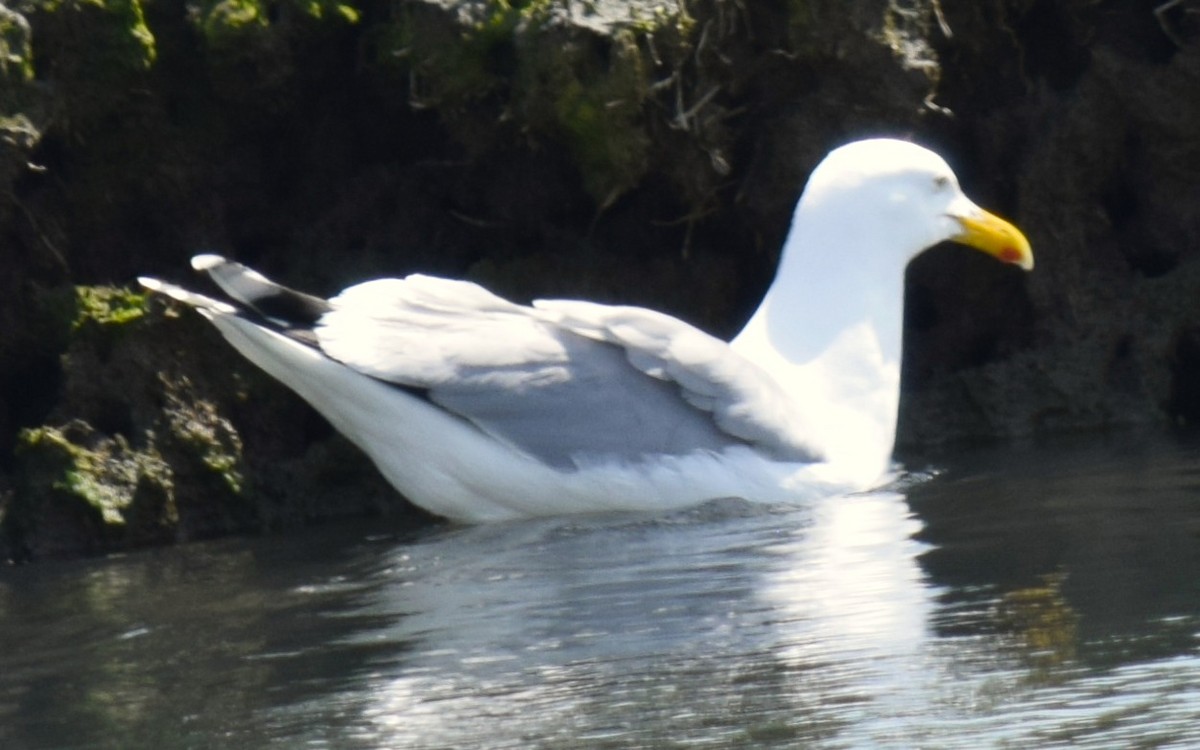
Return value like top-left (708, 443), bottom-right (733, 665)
top-left (315, 275), bottom-right (821, 468)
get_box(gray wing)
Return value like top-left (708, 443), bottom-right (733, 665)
top-left (315, 275), bottom-right (821, 468)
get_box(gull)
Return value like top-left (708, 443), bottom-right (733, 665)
top-left (140, 138), bottom-right (1033, 521)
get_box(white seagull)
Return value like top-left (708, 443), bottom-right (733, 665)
top-left (140, 138), bottom-right (1032, 522)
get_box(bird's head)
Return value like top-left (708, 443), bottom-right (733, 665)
top-left (798, 138), bottom-right (1034, 272)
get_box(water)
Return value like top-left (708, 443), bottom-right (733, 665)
top-left (1, 435), bottom-right (1198, 749)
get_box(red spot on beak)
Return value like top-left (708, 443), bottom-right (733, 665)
top-left (999, 246), bottom-right (1023, 264)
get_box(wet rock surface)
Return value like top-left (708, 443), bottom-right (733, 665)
top-left (3, 0), bottom-right (1200, 558)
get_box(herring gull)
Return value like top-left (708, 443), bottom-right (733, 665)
top-left (139, 138), bottom-right (1033, 521)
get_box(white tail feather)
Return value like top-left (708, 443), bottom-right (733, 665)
top-left (138, 276), bottom-right (238, 316)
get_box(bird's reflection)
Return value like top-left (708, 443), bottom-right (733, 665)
top-left (340, 494), bottom-right (939, 747)
top-left (3, 435), bottom-right (1198, 749)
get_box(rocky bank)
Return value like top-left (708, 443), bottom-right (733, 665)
top-left (3, 0), bottom-right (1200, 560)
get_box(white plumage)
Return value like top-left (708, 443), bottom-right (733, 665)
top-left (140, 138), bottom-right (1032, 521)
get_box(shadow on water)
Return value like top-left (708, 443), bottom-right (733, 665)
top-left (908, 433), bottom-right (1200, 669)
top-left (0, 434), bottom-right (1198, 748)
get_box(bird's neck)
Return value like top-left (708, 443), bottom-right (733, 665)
top-left (730, 213), bottom-right (912, 480)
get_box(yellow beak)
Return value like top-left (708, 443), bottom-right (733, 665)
top-left (952, 209), bottom-right (1034, 271)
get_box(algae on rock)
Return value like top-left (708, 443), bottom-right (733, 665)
top-left (11, 420), bottom-right (176, 557)
top-left (72, 285), bottom-right (148, 330)
top-left (1, 285), bottom-right (253, 560)
top-left (390, 0), bottom-right (700, 206)
top-left (1, 278), bottom-right (422, 560)
top-left (0, 3), bottom-right (34, 84)
top-left (0, 2), bottom-right (43, 202)
top-left (22, 0), bottom-right (157, 129)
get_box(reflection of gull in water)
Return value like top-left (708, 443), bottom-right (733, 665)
top-left (772, 491), bottom-right (931, 644)
top-left (352, 509), bottom-right (797, 745)
top-left (324, 496), bottom-right (937, 747)
top-left (759, 491), bottom-right (940, 741)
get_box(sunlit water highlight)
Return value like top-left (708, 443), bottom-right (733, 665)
top-left (1, 435), bottom-right (1198, 748)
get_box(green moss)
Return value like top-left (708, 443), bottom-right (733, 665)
top-left (391, 0), bottom-right (696, 204)
top-left (22, 0), bottom-right (157, 131)
top-left (160, 393), bottom-right (246, 497)
top-left (44, 0), bottom-right (156, 69)
top-left (188, 431), bottom-right (244, 496)
top-left (108, 0), bottom-right (156, 68)
top-left (190, 0), bottom-right (361, 111)
top-left (17, 426), bottom-right (120, 523)
top-left (194, 0), bottom-right (268, 46)
top-left (390, 1), bottom-right (536, 114)
top-left (194, 0), bottom-right (361, 48)
top-left (545, 30), bottom-right (651, 206)
top-left (300, 0), bottom-right (362, 24)
top-left (61, 286), bottom-right (151, 363)
top-left (0, 75), bottom-right (41, 189)
top-left (72, 285), bottom-right (148, 331)
top-left (0, 5), bottom-right (35, 83)
top-left (12, 422), bottom-right (175, 540)
top-left (62, 468), bottom-right (127, 524)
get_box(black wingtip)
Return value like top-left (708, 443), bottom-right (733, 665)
top-left (192, 254), bottom-right (332, 327)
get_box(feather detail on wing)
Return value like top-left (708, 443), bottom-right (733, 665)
top-left (316, 276), bottom-right (571, 385)
top-left (313, 276), bottom-right (820, 467)
top-left (533, 300), bottom-right (822, 462)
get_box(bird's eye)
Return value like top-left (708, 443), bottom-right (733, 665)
top-left (933, 175), bottom-right (951, 190)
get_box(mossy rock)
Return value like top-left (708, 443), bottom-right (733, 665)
top-left (153, 383), bottom-right (250, 520)
top-left (189, 0), bottom-right (361, 112)
top-left (521, 25), bottom-right (654, 207)
top-left (0, 4), bottom-right (34, 86)
top-left (60, 287), bottom-right (253, 531)
top-left (388, 0), bottom-right (701, 205)
top-left (69, 285), bottom-right (152, 359)
top-left (190, 0), bottom-right (361, 60)
top-left (8, 420), bottom-right (175, 558)
top-left (193, 0), bottom-right (361, 47)
top-left (72, 284), bottom-right (148, 328)
top-left (24, 0), bottom-right (156, 130)
top-left (2, 281), bottom-right (431, 560)
top-left (1, 285), bottom-right (259, 560)
top-left (0, 4), bottom-right (44, 198)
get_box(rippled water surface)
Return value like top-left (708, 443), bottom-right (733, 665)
top-left (2, 436), bottom-right (1199, 749)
